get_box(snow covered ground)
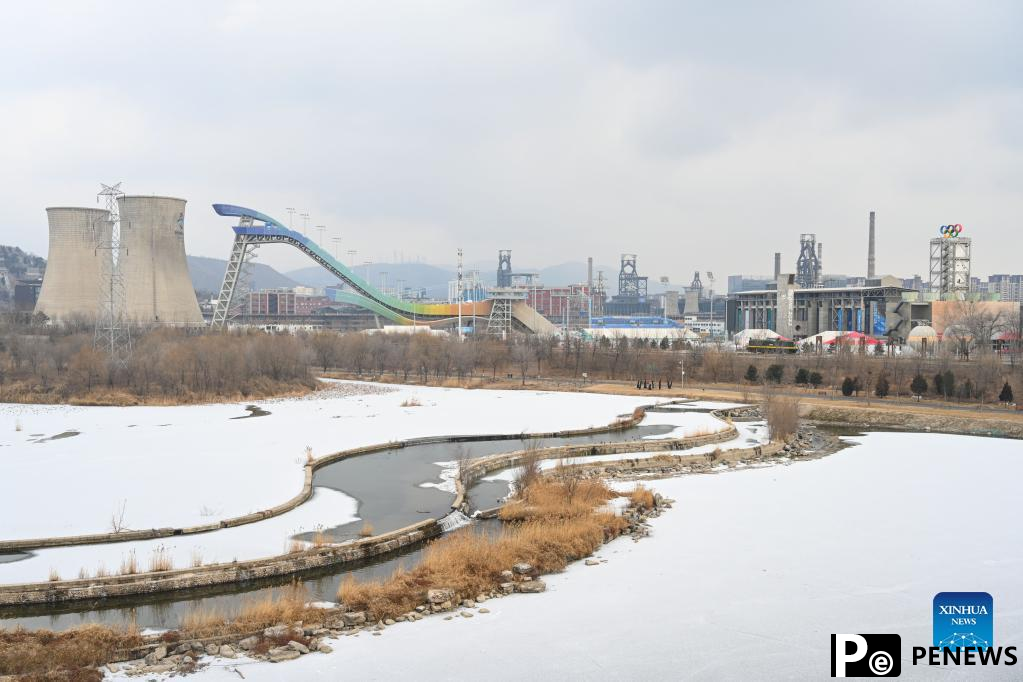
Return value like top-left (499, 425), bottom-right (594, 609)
top-left (0, 382), bottom-right (655, 541)
top-left (146, 431), bottom-right (1023, 681)
top-left (0, 488), bottom-right (357, 585)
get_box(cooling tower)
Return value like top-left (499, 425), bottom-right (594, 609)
top-left (35, 207), bottom-right (111, 322)
top-left (119, 195), bottom-right (203, 325)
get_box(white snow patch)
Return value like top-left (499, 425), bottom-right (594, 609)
top-left (0, 488), bottom-right (358, 585)
top-left (0, 381), bottom-right (651, 541)
top-left (147, 431), bottom-right (1023, 681)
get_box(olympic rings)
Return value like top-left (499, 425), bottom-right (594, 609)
top-left (939, 223), bottom-right (963, 238)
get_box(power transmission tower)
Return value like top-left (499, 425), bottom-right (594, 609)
top-left (94, 182), bottom-right (132, 365)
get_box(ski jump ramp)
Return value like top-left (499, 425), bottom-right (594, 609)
top-left (210, 204), bottom-right (557, 334)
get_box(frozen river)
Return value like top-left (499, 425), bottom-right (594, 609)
top-left (161, 429), bottom-right (1022, 681)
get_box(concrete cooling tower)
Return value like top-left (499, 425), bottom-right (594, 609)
top-left (35, 207), bottom-right (111, 322)
top-left (119, 195), bottom-right (203, 325)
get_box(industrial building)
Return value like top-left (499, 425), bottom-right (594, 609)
top-left (34, 207), bottom-right (111, 321)
top-left (604, 254), bottom-right (652, 316)
top-left (119, 196), bottom-right (204, 325)
top-left (726, 275), bottom-right (914, 341)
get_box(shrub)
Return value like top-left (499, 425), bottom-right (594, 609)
top-left (744, 365), bottom-right (759, 383)
top-left (874, 374), bottom-right (890, 398)
top-left (794, 368), bottom-right (809, 385)
top-left (841, 377), bottom-right (855, 397)
top-left (764, 364), bottom-right (784, 384)
top-left (1000, 381), bottom-right (1014, 403)
top-left (910, 374), bottom-right (928, 396)
top-left (359, 522), bottom-right (375, 538)
top-left (809, 371), bottom-right (823, 388)
top-left (933, 372), bottom-right (944, 396)
top-left (763, 393), bottom-right (800, 441)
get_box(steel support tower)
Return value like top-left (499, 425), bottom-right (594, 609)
top-left (212, 215), bottom-right (260, 327)
top-left (93, 182), bottom-right (132, 365)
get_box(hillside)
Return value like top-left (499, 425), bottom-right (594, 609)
top-left (187, 255), bottom-right (299, 294)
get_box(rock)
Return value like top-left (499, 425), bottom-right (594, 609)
top-left (220, 645), bottom-right (236, 659)
top-left (144, 652), bottom-right (160, 666)
top-left (460, 610), bottom-right (474, 618)
top-left (264, 625), bottom-right (289, 638)
top-left (516, 579), bottom-right (547, 593)
top-left (441, 600), bottom-right (453, 610)
top-left (342, 611), bottom-right (367, 626)
top-left (500, 570), bottom-right (514, 579)
top-left (269, 648), bottom-right (301, 663)
top-left (428, 588), bottom-right (455, 604)
top-left (105, 663), bottom-right (120, 673)
top-left (319, 644), bottom-right (334, 654)
top-left (461, 599), bottom-right (476, 608)
top-left (585, 559), bottom-right (600, 566)
top-left (478, 607), bottom-right (490, 614)
top-left (238, 636), bottom-right (259, 650)
top-left (154, 645), bottom-right (168, 660)
top-left (173, 644), bottom-right (190, 655)
top-left (443, 615), bottom-right (453, 621)
top-left (182, 655), bottom-right (194, 665)
top-left (372, 632), bottom-right (381, 636)
top-left (205, 643), bottom-right (220, 656)
top-left (522, 576), bottom-right (532, 582)
top-left (476, 594), bottom-right (487, 603)
top-left (384, 618), bottom-right (396, 626)
top-left (288, 640), bottom-right (310, 654)
top-left (500, 582), bottom-right (515, 594)
top-left (142, 664), bottom-right (175, 674)
top-left (415, 605), bottom-right (427, 613)
top-left (512, 562), bottom-right (532, 575)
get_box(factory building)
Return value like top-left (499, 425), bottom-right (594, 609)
top-left (34, 207), bottom-right (111, 321)
top-left (119, 196), bottom-right (203, 325)
top-left (726, 275), bottom-right (915, 342)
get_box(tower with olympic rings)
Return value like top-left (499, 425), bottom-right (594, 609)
top-left (929, 224), bottom-right (971, 296)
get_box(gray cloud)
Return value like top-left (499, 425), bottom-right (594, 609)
top-left (1, 0), bottom-right (1019, 283)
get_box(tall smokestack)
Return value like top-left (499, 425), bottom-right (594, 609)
top-left (587, 256), bottom-right (593, 291)
top-left (774, 252), bottom-right (781, 279)
top-left (817, 242), bottom-right (823, 286)
top-left (867, 210), bottom-right (876, 278)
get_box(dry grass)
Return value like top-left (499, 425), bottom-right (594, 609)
top-left (48, 567), bottom-right (61, 582)
top-left (148, 545), bottom-right (174, 573)
top-left (0, 622), bottom-right (142, 678)
top-left (77, 567), bottom-right (88, 580)
top-left (359, 521), bottom-right (375, 538)
top-left (95, 562), bottom-right (108, 578)
top-left (286, 539), bottom-right (306, 554)
top-left (305, 445), bottom-right (314, 463)
top-left (763, 393), bottom-right (801, 441)
top-left (312, 528), bottom-right (330, 547)
top-left (628, 484), bottom-right (655, 511)
top-left (190, 549), bottom-right (203, 568)
top-left (338, 477), bottom-right (629, 620)
top-left (119, 550), bottom-right (138, 576)
top-left (400, 397), bottom-right (422, 407)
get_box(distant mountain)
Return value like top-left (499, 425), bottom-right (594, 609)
top-left (187, 255), bottom-right (298, 294)
top-left (0, 245), bottom-right (46, 278)
top-left (287, 262), bottom-right (456, 299)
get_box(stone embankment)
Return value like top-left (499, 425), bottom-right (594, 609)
top-left (0, 407), bottom-right (649, 553)
top-left (805, 405), bottom-right (1023, 440)
top-left (107, 497), bottom-right (668, 678)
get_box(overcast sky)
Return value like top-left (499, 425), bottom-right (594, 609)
top-left (2, 1), bottom-right (1020, 282)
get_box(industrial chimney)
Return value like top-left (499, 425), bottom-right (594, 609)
top-left (867, 211), bottom-right (876, 278)
top-left (587, 256), bottom-right (593, 291)
top-left (773, 252), bottom-right (781, 279)
top-left (35, 207), bottom-right (111, 322)
top-left (119, 195), bottom-right (203, 325)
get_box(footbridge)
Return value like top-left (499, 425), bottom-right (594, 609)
top-left (211, 204), bottom-right (557, 335)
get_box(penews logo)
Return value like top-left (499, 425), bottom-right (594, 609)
top-left (933, 592), bottom-right (993, 650)
top-left (831, 634), bottom-right (901, 677)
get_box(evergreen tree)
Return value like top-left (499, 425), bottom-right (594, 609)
top-left (1000, 381), bottom-right (1014, 403)
top-left (875, 373), bottom-right (890, 398)
top-left (745, 365), bottom-right (759, 383)
top-left (765, 364), bottom-right (784, 383)
top-left (795, 368), bottom-right (809, 385)
top-left (809, 371), bottom-right (823, 388)
top-left (933, 372), bottom-right (944, 396)
top-left (910, 374), bottom-right (928, 396)
top-left (841, 376), bottom-right (855, 397)
top-left (943, 370), bottom-right (955, 398)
